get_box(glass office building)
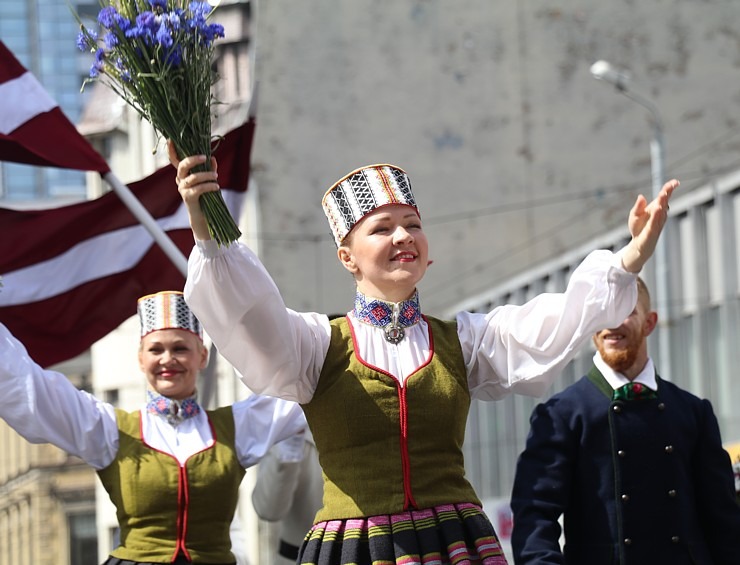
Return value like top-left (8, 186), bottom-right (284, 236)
top-left (0, 0), bottom-right (98, 202)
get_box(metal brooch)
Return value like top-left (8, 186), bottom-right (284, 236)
top-left (383, 303), bottom-right (405, 344)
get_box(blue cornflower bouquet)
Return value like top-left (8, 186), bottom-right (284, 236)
top-left (76, 0), bottom-right (240, 245)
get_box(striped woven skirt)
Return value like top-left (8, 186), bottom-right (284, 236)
top-left (297, 502), bottom-right (508, 565)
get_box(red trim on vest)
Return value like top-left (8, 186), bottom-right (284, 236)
top-left (345, 315), bottom-right (438, 510)
top-left (177, 466), bottom-right (190, 561)
top-left (137, 410), bottom-right (220, 562)
top-left (397, 383), bottom-right (417, 509)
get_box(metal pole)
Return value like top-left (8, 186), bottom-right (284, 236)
top-left (103, 171), bottom-right (188, 277)
top-left (621, 90), bottom-right (670, 377)
top-left (591, 62), bottom-right (672, 377)
top-left (649, 124), bottom-right (671, 379)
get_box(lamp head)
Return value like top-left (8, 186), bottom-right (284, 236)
top-left (590, 60), bottom-right (630, 91)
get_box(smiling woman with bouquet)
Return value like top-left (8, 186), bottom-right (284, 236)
top-left (171, 143), bottom-right (678, 564)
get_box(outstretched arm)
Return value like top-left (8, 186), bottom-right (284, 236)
top-left (620, 179), bottom-right (679, 273)
top-left (169, 143), bottom-right (331, 403)
top-left (0, 323), bottom-right (119, 469)
top-left (453, 180), bottom-right (680, 400)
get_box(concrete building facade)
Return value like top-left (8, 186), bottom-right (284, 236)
top-left (240, 3), bottom-right (740, 559)
top-left (247, 0), bottom-right (740, 318)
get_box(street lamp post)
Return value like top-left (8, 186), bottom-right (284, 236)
top-left (590, 60), bottom-right (672, 379)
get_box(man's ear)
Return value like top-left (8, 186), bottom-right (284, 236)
top-left (644, 310), bottom-right (658, 336)
top-left (337, 246), bottom-right (358, 274)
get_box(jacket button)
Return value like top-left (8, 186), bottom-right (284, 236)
top-left (618, 450), bottom-right (626, 457)
top-left (665, 445), bottom-right (674, 453)
top-left (621, 494), bottom-right (630, 502)
top-left (658, 402), bottom-right (666, 410)
top-left (624, 538), bottom-right (632, 546)
top-left (672, 536), bottom-right (680, 543)
top-left (668, 489), bottom-right (677, 497)
top-left (613, 405), bottom-right (622, 413)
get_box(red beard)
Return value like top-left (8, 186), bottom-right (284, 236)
top-left (599, 346), bottom-right (639, 374)
top-left (594, 327), bottom-right (644, 374)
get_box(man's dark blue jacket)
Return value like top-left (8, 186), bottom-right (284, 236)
top-left (510, 366), bottom-right (740, 564)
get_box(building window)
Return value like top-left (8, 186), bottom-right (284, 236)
top-left (110, 525), bottom-right (121, 551)
top-left (103, 389), bottom-right (119, 406)
top-left (69, 513), bottom-right (97, 565)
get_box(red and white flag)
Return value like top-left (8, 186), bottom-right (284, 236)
top-left (0, 40), bottom-right (109, 173)
top-left (0, 118), bottom-right (255, 368)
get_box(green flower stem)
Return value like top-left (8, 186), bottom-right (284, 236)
top-left (199, 191), bottom-right (241, 245)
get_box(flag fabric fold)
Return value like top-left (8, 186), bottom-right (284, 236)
top-left (0, 118), bottom-right (255, 368)
top-left (0, 40), bottom-right (110, 173)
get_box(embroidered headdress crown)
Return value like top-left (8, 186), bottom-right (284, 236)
top-left (322, 163), bottom-right (419, 246)
top-left (137, 290), bottom-right (202, 340)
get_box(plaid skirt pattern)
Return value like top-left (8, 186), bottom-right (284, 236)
top-left (298, 502), bottom-right (508, 565)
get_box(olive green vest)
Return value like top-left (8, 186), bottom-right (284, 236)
top-left (97, 407), bottom-right (245, 563)
top-left (303, 316), bottom-right (481, 521)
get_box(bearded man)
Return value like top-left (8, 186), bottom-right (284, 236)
top-left (510, 277), bottom-right (740, 565)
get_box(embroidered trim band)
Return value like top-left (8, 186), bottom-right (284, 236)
top-left (354, 291), bottom-right (421, 343)
top-left (146, 390), bottom-right (201, 426)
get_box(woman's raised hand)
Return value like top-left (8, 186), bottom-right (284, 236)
top-left (620, 178), bottom-right (679, 273)
top-left (168, 141), bottom-right (219, 241)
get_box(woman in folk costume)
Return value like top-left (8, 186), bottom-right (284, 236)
top-left (0, 290), bottom-right (306, 565)
top-left (172, 145), bottom-right (677, 564)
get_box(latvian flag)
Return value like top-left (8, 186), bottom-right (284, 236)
top-left (0, 41), bottom-right (255, 367)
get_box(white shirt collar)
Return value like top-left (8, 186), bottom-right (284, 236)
top-left (593, 352), bottom-right (657, 391)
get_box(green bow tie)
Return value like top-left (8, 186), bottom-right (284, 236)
top-left (612, 382), bottom-right (657, 402)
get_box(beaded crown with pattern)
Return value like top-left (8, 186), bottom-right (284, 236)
top-left (137, 290), bottom-right (202, 339)
top-left (322, 164), bottom-right (419, 246)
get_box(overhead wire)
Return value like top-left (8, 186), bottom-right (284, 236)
top-left (421, 124), bottom-right (740, 301)
top-left (250, 126), bottom-right (740, 243)
top-left (241, 123), bottom-right (740, 308)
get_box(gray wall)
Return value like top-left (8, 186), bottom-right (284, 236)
top-left (248, 0), bottom-right (740, 316)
